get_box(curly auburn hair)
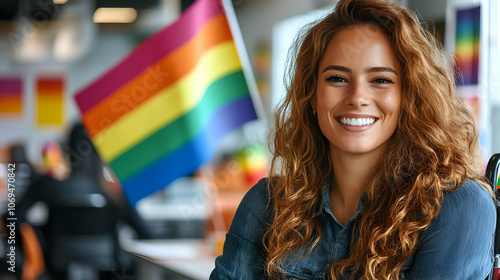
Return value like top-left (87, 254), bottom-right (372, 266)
top-left (264, 0), bottom-right (491, 279)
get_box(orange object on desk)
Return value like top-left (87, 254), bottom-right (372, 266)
top-left (20, 223), bottom-right (45, 280)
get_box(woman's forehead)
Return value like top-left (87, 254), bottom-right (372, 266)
top-left (319, 25), bottom-right (400, 74)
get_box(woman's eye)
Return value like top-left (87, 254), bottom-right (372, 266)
top-left (373, 78), bottom-right (393, 84)
top-left (326, 76), bottom-right (347, 83)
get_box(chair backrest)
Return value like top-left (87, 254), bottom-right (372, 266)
top-left (50, 193), bottom-right (116, 235)
top-left (46, 192), bottom-right (120, 274)
top-left (487, 154), bottom-right (500, 194)
top-left (486, 153), bottom-right (500, 255)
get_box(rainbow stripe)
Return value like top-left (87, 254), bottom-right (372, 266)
top-left (74, 0), bottom-right (258, 204)
top-left (455, 5), bottom-right (480, 86)
top-left (0, 78), bottom-right (23, 115)
top-left (36, 77), bottom-right (65, 125)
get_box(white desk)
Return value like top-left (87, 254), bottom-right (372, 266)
top-left (123, 239), bottom-right (216, 280)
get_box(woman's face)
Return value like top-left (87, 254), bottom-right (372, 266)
top-left (313, 25), bottom-right (401, 158)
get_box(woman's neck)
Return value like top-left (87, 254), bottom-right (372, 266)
top-left (329, 148), bottom-right (383, 225)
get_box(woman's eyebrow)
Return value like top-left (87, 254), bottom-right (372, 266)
top-left (322, 65), bottom-right (352, 73)
top-left (366, 67), bottom-right (398, 75)
top-left (322, 65), bottom-right (398, 76)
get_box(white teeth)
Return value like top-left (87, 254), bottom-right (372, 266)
top-left (340, 118), bottom-right (376, 126)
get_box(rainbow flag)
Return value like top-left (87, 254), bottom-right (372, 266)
top-left (74, 0), bottom-right (259, 205)
top-left (455, 5), bottom-right (480, 85)
top-left (36, 77), bottom-right (65, 126)
top-left (0, 78), bottom-right (23, 116)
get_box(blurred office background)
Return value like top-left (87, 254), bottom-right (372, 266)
top-left (0, 0), bottom-right (498, 279)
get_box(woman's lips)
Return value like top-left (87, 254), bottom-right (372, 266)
top-left (336, 115), bottom-right (379, 131)
top-left (339, 117), bottom-right (376, 126)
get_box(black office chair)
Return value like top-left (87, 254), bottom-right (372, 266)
top-left (487, 154), bottom-right (500, 254)
top-left (45, 192), bottom-right (121, 280)
top-left (486, 153), bottom-right (500, 280)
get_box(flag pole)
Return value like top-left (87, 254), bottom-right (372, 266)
top-left (221, 0), bottom-right (268, 122)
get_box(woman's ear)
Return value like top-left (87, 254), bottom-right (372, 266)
top-left (310, 95), bottom-right (317, 114)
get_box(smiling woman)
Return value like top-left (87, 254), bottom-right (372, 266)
top-left (210, 0), bottom-right (496, 279)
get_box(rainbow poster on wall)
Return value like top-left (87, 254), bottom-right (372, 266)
top-left (0, 77), bottom-right (23, 116)
top-left (74, 0), bottom-right (260, 205)
top-left (36, 76), bottom-right (65, 126)
top-left (455, 5), bottom-right (480, 86)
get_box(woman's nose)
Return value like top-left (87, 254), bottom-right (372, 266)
top-left (346, 82), bottom-right (370, 107)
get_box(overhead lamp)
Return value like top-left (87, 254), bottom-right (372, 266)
top-left (93, 7), bottom-right (137, 23)
top-left (53, 0), bottom-right (68, 4)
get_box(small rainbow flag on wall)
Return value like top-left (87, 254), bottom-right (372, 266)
top-left (36, 77), bottom-right (65, 126)
top-left (74, 0), bottom-right (260, 205)
top-left (0, 77), bottom-right (23, 116)
top-left (455, 5), bottom-right (480, 86)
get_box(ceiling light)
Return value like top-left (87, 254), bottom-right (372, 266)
top-left (53, 0), bottom-right (68, 4)
top-left (93, 7), bottom-right (137, 24)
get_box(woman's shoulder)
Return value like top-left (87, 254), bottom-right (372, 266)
top-left (227, 178), bottom-right (273, 245)
top-left (243, 177), bottom-right (271, 201)
top-left (236, 178), bottom-right (272, 217)
top-left (443, 179), bottom-right (494, 207)
top-left (439, 178), bottom-right (496, 224)
top-left (410, 179), bottom-right (496, 279)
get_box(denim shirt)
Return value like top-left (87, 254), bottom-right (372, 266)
top-left (210, 178), bottom-right (496, 280)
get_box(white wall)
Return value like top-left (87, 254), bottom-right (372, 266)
top-left (235, 0), bottom-right (321, 59)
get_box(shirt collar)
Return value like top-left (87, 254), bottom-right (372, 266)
top-left (320, 176), bottom-right (367, 224)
